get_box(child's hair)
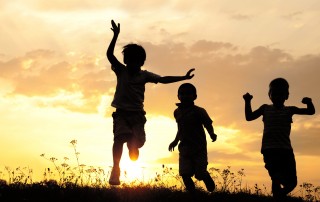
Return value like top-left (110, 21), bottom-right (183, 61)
top-left (268, 78), bottom-right (289, 98)
top-left (178, 83), bottom-right (197, 97)
top-left (122, 43), bottom-right (146, 65)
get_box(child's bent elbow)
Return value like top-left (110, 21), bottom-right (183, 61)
top-left (307, 107), bottom-right (316, 115)
top-left (245, 116), bottom-right (254, 121)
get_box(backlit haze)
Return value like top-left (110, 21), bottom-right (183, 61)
top-left (1, 0), bottom-right (320, 190)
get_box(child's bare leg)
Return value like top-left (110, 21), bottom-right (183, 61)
top-left (272, 180), bottom-right (283, 198)
top-left (282, 179), bottom-right (297, 195)
top-left (127, 140), bottom-right (139, 161)
top-left (112, 140), bottom-right (124, 168)
top-left (109, 139), bottom-right (125, 185)
top-left (202, 172), bottom-right (215, 192)
top-left (182, 175), bottom-right (195, 192)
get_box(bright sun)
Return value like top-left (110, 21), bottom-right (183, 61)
top-left (119, 157), bottom-right (148, 183)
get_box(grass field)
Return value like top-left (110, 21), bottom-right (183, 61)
top-left (0, 140), bottom-right (318, 202)
top-left (0, 181), bottom-right (305, 202)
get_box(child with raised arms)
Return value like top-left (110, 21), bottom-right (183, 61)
top-left (107, 20), bottom-right (195, 185)
top-left (243, 78), bottom-right (315, 200)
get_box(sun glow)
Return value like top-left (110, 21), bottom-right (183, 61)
top-left (22, 59), bottom-right (34, 69)
top-left (119, 158), bottom-right (149, 183)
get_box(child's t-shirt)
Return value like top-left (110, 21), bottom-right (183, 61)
top-left (111, 64), bottom-right (161, 111)
top-left (175, 104), bottom-right (213, 154)
top-left (261, 104), bottom-right (296, 152)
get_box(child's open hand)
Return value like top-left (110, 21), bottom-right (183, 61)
top-left (168, 141), bottom-right (178, 152)
top-left (302, 97), bottom-right (312, 104)
top-left (243, 93), bottom-right (253, 101)
top-left (110, 20), bottom-right (120, 35)
top-left (185, 68), bottom-right (195, 79)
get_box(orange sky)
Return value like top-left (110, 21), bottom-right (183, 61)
top-left (1, 0), bottom-right (320, 192)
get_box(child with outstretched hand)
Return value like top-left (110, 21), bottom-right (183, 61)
top-left (107, 20), bottom-right (195, 186)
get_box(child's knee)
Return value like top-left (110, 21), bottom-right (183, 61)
top-left (182, 175), bottom-right (195, 191)
top-left (127, 137), bottom-right (145, 149)
top-left (114, 134), bottom-right (128, 145)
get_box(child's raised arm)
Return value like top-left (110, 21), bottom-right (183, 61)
top-left (107, 20), bottom-right (122, 67)
top-left (243, 93), bottom-right (264, 121)
top-left (292, 97), bottom-right (315, 115)
top-left (158, 68), bottom-right (195, 84)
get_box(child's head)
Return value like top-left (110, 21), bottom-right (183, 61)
top-left (122, 44), bottom-right (146, 68)
top-left (178, 83), bottom-right (197, 103)
top-left (268, 78), bottom-right (289, 106)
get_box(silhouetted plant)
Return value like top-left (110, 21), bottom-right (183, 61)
top-left (209, 166), bottom-right (242, 193)
top-left (0, 140), bottom-right (315, 201)
top-left (295, 182), bottom-right (320, 201)
top-left (151, 164), bottom-right (184, 190)
top-left (70, 139), bottom-right (85, 185)
top-left (4, 166), bottom-right (33, 185)
top-left (40, 140), bottom-right (108, 187)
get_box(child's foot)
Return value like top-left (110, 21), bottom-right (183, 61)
top-left (109, 167), bottom-right (120, 185)
top-left (182, 175), bottom-right (196, 192)
top-left (273, 195), bottom-right (287, 202)
top-left (273, 191), bottom-right (287, 202)
top-left (203, 174), bottom-right (215, 192)
top-left (129, 147), bottom-right (139, 161)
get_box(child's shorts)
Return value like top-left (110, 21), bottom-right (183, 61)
top-left (112, 109), bottom-right (147, 148)
top-left (262, 148), bottom-right (297, 185)
top-left (179, 148), bottom-right (208, 180)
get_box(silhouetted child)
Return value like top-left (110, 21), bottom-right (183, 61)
top-left (107, 20), bottom-right (195, 185)
top-left (243, 78), bottom-right (315, 200)
top-left (169, 83), bottom-right (217, 192)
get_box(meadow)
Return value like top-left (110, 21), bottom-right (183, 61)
top-left (0, 140), bottom-right (319, 202)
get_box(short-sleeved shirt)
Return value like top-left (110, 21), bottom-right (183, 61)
top-left (175, 104), bottom-right (213, 155)
top-left (261, 104), bottom-right (297, 152)
top-left (111, 63), bottom-right (161, 111)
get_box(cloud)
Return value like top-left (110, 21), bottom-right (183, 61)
top-left (291, 116), bottom-right (320, 156)
top-left (209, 150), bottom-right (257, 164)
top-left (1, 39), bottom-right (319, 157)
top-left (0, 49), bottom-right (114, 113)
top-left (282, 11), bottom-right (304, 21)
top-left (190, 40), bottom-right (237, 53)
top-left (19, 0), bottom-right (113, 11)
top-left (2, 42), bottom-right (319, 117)
top-left (141, 41), bottom-right (320, 157)
top-left (13, 0), bottom-right (168, 12)
top-left (142, 41), bottom-right (319, 117)
top-left (230, 13), bottom-right (253, 20)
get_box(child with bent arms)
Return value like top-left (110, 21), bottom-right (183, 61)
top-left (243, 78), bottom-right (315, 200)
top-left (169, 83), bottom-right (217, 192)
top-left (107, 20), bottom-right (195, 185)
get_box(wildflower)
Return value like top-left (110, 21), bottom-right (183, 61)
top-left (50, 157), bottom-right (58, 162)
top-left (70, 140), bottom-right (77, 145)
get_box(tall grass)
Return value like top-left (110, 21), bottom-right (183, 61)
top-left (0, 140), bottom-right (318, 202)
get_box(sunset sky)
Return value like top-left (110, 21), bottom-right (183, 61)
top-left (1, 0), bottom-right (320, 191)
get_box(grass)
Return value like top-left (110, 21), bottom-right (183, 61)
top-left (0, 140), bottom-right (318, 202)
top-left (0, 181), bottom-right (305, 202)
